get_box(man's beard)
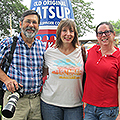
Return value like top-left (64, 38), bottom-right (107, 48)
top-left (21, 26), bottom-right (38, 39)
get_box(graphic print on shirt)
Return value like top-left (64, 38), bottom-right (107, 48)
top-left (52, 58), bottom-right (82, 80)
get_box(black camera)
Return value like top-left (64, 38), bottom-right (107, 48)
top-left (2, 85), bottom-right (24, 118)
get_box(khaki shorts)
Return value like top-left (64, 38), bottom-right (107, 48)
top-left (2, 91), bottom-right (42, 120)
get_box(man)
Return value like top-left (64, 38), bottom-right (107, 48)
top-left (0, 10), bottom-right (46, 120)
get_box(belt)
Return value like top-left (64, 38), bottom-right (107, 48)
top-left (24, 92), bottom-right (41, 99)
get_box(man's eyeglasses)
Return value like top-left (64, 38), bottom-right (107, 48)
top-left (24, 19), bottom-right (38, 25)
top-left (97, 30), bottom-right (114, 37)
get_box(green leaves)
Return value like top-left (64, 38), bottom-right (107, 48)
top-left (0, 0), bottom-right (28, 40)
top-left (71, 0), bottom-right (95, 37)
top-left (110, 20), bottom-right (120, 35)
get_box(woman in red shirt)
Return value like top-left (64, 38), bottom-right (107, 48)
top-left (82, 22), bottom-right (120, 120)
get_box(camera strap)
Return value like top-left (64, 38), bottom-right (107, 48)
top-left (0, 36), bottom-right (18, 112)
top-left (4, 36), bottom-right (18, 74)
top-left (0, 36), bottom-right (18, 88)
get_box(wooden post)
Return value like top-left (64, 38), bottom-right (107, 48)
top-left (10, 14), bottom-right (12, 37)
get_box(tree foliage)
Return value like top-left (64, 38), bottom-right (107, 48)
top-left (71, 0), bottom-right (95, 37)
top-left (0, 0), bottom-right (28, 40)
top-left (109, 20), bottom-right (120, 35)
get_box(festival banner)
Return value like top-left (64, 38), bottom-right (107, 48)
top-left (30, 0), bottom-right (74, 49)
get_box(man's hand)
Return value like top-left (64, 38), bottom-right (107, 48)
top-left (4, 79), bottom-right (23, 93)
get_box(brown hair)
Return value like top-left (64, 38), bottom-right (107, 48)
top-left (56, 19), bottom-right (79, 48)
top-left (20, 10), bottom-right (40, 24)
top-left (96, 21), bottom-right (114, 36)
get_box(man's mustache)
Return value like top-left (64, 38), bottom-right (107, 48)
top-left (25, 26), bottom-right (35, 31)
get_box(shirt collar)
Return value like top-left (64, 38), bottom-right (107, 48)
top-left (95, 44), bottom-right (120, 57)
top-left (18, 33), bottom-right (36, 47)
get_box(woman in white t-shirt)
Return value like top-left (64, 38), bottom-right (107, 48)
top-left (41, 19), bottom-right (84, 120)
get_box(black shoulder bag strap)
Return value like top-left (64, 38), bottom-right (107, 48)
top-left (0, 36), bottom-right (18, 115)
top-left (4, 36), bottom-right (18, 74)
top-left (81, 46), bottom-right (86, 91)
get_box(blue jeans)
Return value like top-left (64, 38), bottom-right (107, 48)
top-left (41, 99), bottom-right (83, 120)
top-left (84, 104), bottom-right (119, 120)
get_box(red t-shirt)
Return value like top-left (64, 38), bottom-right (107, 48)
top-left (82, 45), bottom-right (120, 107)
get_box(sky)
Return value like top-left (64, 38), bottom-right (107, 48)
top-left (21, 0), bottom-right (120, 39)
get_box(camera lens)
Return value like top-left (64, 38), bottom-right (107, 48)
top-left (2, 85), bottom-right (24, 118)
top-left (2, 93), bottom-right (20, 118)
top-left (2, 104), bottom-right (15, 118)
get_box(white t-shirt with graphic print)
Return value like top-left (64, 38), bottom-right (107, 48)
top-left (41, 46), bottom-right (84, 107)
